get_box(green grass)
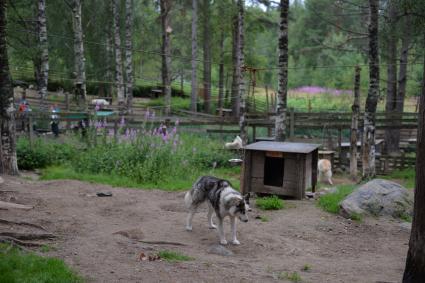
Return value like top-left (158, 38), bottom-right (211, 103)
top-left (256, 196), bottom-right (285, 210)
top-left (0, 244), bottom-right (83, 283)
top-left (41, 165), bottom-right (241, 191)
top-left (158, 250), bottom-right (194, 262)
top-left (259, 215), bottom-right (269, 222)
top-left (382, 168), bottom-right (415, 189)
top-left (317, 184), bottom-right (356, 214)
top-left (301, 264), bottom-right (311, 272)
top-left (278, 271), bottom-right (302, 282)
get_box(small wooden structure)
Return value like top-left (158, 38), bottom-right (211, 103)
top-left (242, 141), bottom-right (320, 200)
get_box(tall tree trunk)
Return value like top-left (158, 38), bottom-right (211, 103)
top-left (350, 66), bottom-right (361, 180)
top-left (274, 0), bottom-right (289, 142)
top-left (124, 0), bottom-right (134, 112)
top-left (37, 0), bottom-right (48, 110)
top-left (218, 23), bottom-right (225, 112)
top-left (160, 0), bottom-right (172, 116)
top-left (231, 6), bottom-right (240, 117)
top-left (202, 0), bottom-right (211, 113)
top-left (362, 0), bottom-right (380, 178)
top-left (0, 0), bottom-right (19, 175)
top-left (384, 0), bottom-right (398, 154)
top-left (397, 16), bottom-right (411, 113)
top-left (190, 0), bottom-right (198, 112)
top-left (402, 31), bottom-right (425, 283)
top-left (112, 0), bottom-right (125, 112)
top-left (72, 0), bottom-right (87, 110)
top-left (237, 0), bottom-right (246, 144)
top-left (106, 30), bottom-right (114, 98)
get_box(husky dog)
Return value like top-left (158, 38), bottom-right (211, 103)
top-left (184, 176), bottom-right (249, 245)
top-left (318, 159), bottom-right (333, 185)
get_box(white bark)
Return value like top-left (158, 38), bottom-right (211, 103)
top-left (190, 0), bottom-right (198, 112)
top-left (160, 0), bottom-right (172, 116)
top-left (124, 0), bottom-right (134, 111)
top-left (37, 0), bottom-right (49, 110)
top-left (112, 0), bottom-right (125, 111)
top-left (237, 0), bottom-right (247, 144)
top-left (72, 0), bottom-right (87, 108)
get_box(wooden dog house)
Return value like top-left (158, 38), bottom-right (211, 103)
top-left (241, 141), bottom-right (320, 200)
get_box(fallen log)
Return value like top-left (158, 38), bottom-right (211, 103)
top-left (0, 232), bottom-right (55, 240)
top-left (0, 236), bottom-right (43, 247)
top-left (0, 219), bottom-right (48, 231)
top-left (0, 201), bottom-right (33, 210)
top-left (138, 240), bottom-right (187, 246)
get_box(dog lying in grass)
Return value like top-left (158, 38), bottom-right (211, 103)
top-left (184, 176), bottom-right (249, 245)
top-left (318, 159), bottom-right (333, 185)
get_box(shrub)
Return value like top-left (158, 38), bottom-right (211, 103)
top-left (317, 184), bottom-right (356, 214)
top-left (16, 138), bottom-right (76, 170)
top-left (158, 250), bottom-right (194, 262)
top-left (256, 196), bottom-right (284, 210)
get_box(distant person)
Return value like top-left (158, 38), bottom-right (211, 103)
top-left (50, 104), bottom-right (60, 137)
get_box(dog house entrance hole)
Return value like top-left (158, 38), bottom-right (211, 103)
top-left (264, 155), bottom-right (284, 187)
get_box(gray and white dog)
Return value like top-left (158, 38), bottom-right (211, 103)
top-left (184, 176), bottom-right (250, 245)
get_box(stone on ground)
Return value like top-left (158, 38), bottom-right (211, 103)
top-left (340, 179), bottom-right (412, 219)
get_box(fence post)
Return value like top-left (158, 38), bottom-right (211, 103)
top-left (289, 107), bottom-right (295, 139)
top-left (350, 66), bottom-right (361, 180)
top-left (28, 114), bottom-right (34, 149)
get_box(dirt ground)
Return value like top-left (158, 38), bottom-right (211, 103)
top-left (0, 175), bottom-right (410, 283)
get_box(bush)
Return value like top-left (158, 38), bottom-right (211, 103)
top-left (256, 196), bottom-right (285, 210)
top-left (317, 184), bottom-right (356, 214)
top-left (16, 138), bottom-right (76, 170)
top-left (158, 250), bottom-right (194, 262)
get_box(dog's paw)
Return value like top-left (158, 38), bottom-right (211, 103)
top-left (209, 224), bottom-right (217, 229)
top-left (220, 239), bottom-right (228, 245)
top-left (231, 239), bottom-right (240, 245)
top-left (185, 226), bottom-right (193, 231)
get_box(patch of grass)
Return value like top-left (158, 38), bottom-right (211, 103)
top-left (317, 184), bottom-right (356, 214)
top-left (278, 271), bottom-right (302, 282)
top-left (0, 244), bottom-right (83, 283)
top-left (301, 264), bottom-right (311, 272)
top-left (259, 215), bottom-right (269, 222)
top-left (382, 168), bottom-right (415, 189)
top-left (400, 213), bottom-right (412, 223)
top-left (158, 250), bottom-right (194, 262)
top-left (39, 244), bottom-right (56, 253)
top-left (256, 196), bottom-right (284, 210)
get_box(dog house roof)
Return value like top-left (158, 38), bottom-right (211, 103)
top-left (244, 141), bottom-right (320, 154)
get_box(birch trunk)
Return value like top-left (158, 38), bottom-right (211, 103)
top-left (237, 0), bottom-right (246, 144)
top-left (402, 31), bottom-right (425, 283)
top-left (0, 0), bottom-right (19, 175)
top-left (274, 0), bottom-right (289, 142)
top-left (124, 0), bottom-right (134, 111)
top-left (160, 0), bottom-right (172, 116)
top-left (112, 0), bottom-right (125, 112)
top-left (72, 0), bottom-right (87, 110)
top-left (231, 7), bottom-right (240, 117)
top-left (202, 0), bottom-right (211, 113)
top-left (350, 66), bottom-right (361, 181)
top-left (397, 16), bottom-right (411, 113)
top-left (362, 0), bottom-right (380, 179)
top-left (190, 0), bottom-right (198, 112)
top-left (218, 25), bottom-right (225, 112)
top-left (384, 0), bottom-right (398, 154)
top-left (37, 0), bottom-right (49, 110)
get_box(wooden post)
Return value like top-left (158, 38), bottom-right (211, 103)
top-left (28, 114), bottom-right (34, 148)
top-left (265, 85), bottom-right (269, 112)
top-left (338, 127), bottom-right (342, 164)
top-left (252, 125), bottom-right (256, 142)
top-left (350, 66), bottom-right (361, 180)
top-left (289, 107), bottom-right (295, 139)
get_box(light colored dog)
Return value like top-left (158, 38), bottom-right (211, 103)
top-left (318, 159), bottom-right (333, 185)
top-left (225, 136), bottom-right (243, 150)
top-left (184, 176), bottom-right (249, 245)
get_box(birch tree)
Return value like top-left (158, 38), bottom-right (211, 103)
top-left (202, 0), bottom-right (211, 113)
top-left (0, 0), bottom-right (19, 175)
top-left (362, 0), bottom-right (380, 178)
top-left (112, 0), bottom-right (125, 111)
top-left (37, 0), bottom-right (49, 110)
top-left (231, 3), bottom-right (240, 118)
top-left (70, 0), bottom-right (87, 109)
top-left (160, 0), bottom-right (172, 116)
top-left (124, 0), bottom-right (134, 111)
top-left (190, 0), bottom-right (198, 112)
top-left (274, 0), bottom-right (289, 142)
top-left (217, 0), bottom-right (226, 113)
top-left (237, 0), bottom-right (247, 144)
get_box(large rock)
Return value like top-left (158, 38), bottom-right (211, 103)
top-left (340, 179), bottom-right (412, 219)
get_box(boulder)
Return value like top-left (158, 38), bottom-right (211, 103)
top-left (340, 179), bottom-right (412, 219)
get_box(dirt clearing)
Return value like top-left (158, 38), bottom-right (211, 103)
top-left (0, 176), bottom-right (409, 282)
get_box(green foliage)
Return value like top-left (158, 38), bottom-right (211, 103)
top-left (259, 215), bottom-right (269, 222)
top-left (256, 196), bottom-right (285, 210)
top-left (157, 250), bottom-right (194, 262)
top-left (317, 185), bottom-right (356, 214)
top-left (301, 264), bottom-right (311, 272)
top-left (382, 168), bottom-right (416, 189)
top-left (0, 244), bottom-right (83, 283)
top-left (16, 138), bottom-right (76, 170)
top-left (278, 271), bottom-right (302, 282)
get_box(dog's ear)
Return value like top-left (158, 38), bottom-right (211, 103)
top-left (218, 180), bottom-right (230, 189)
top-left (243, 193), bottom-right (250, 204)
